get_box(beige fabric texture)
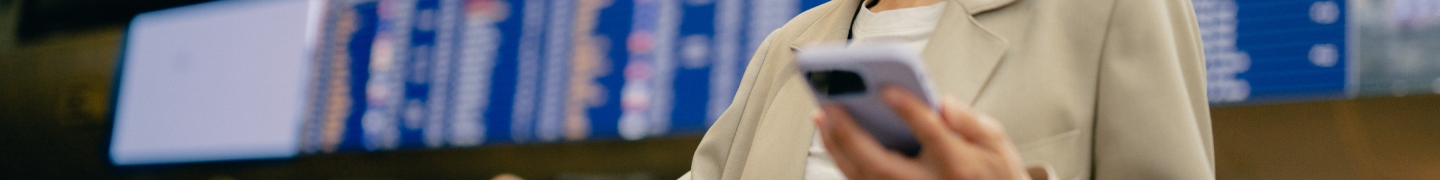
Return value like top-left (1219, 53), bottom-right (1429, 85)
top-left (681, 0), bottom-right (1215, 179)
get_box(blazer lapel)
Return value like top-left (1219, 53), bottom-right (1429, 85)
top-left (788, 0), bottom-right (862, 51)
top-left (921, 0), bottom-right (1013, 105)
top-left (955, 0), bottom-right (1018, 15)
top-left (741, 1), bottom-right (860, 179)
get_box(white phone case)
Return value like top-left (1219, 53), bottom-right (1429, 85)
top-left (796, 43), bottom-right (939, 156)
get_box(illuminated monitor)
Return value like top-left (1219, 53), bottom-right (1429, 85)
top-left (109, 0), bottom-right (319, 166)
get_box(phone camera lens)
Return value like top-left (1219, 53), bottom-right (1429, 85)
top-left (805, 70), bottom-right (867, 96)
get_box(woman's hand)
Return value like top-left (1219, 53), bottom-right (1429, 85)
top-left (815, 86), bottom-right (1031, 180)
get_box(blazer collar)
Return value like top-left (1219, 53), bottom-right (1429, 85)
top-left (789, 0), bottom-right (1014, 104)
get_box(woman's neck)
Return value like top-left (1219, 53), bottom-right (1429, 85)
top-left (866, 0), bottom-right (946, 13)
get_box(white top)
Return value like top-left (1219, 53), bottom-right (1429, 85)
top-left (847, 0), bottom-right (948, 52)
top-left (804, 1), bottom-right (947, 180)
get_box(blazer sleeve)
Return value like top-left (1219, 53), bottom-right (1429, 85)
top-left (1093, 0), bottom-right (1215, 179)
top-left (681, 31), bottom-right (782, 180)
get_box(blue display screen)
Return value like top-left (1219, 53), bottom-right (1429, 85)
top-left (1195, 0), bottom-right (1349, 104)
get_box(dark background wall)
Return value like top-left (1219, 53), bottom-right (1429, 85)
top-left (1, 0), bottom-right (1438, 179)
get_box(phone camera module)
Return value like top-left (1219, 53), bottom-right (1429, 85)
top-left (805, 70), bottom-right (868, 96)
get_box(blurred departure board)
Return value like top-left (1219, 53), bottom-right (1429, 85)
top-left (1195, 0), bottom-right (1349, 104)
top-left (1198, 0), bottom-right (1440, 105)
top-left (301, 0), bottom-right (829, 153)
top-left (299, 0), bottom-right (1440, 153)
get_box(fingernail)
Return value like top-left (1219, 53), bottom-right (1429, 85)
top-left (814, 116), bottom-right (826, 128)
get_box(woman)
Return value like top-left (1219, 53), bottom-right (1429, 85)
top-left (681, 0), bottom-right (1214, 179)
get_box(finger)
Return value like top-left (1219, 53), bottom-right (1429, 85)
top-left (823, 105), bottom-right (894, 161)
top-left (813, 112), bottom-right (828, 131)
top-left (815, 108), bottom-right (861, 178)
top-left (825, 101), bottom-right (947, 180)
top-left (819, 105), bottom-right (870, 179)
top-left (820, 128), bottom-right (866, 179)
top-left (880, 85), bottom-right (962, 147)
top-left (823, 106), bottom-right (917, 175)
top-left (938, 96), bottom-right (1009, 146)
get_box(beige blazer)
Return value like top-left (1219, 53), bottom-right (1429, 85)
top-left (681, 0), bottom-right (1214, 179)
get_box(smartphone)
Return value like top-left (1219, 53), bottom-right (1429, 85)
top-left (796, 43), bottom-right (939, 157)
